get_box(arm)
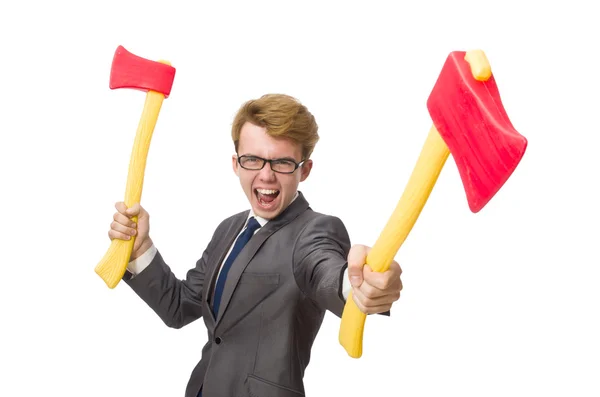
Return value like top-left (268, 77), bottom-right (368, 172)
top-left (123, 242), bottom-right (212, 329)
top-left (292, 215), bottom-right (394, 318)
top-left (292, 215), bottom-right (350, 318)
top-left (108, 201), bottom-right (215, 329)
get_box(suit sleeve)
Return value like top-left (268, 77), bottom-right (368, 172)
top-left (123, 231), bottom-right (218, 329)
top-left (292, 215), bottom-right (351, 318)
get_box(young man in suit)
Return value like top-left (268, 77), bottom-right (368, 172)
top-left (108, 94), bottom-right (403, 396)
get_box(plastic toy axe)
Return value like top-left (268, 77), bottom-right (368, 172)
top-left (95, 46), bottom-right (176, 288)
top-left (338, 50), bottom-right (528, 358)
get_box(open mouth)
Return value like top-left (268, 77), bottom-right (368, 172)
top-left (255, 188), bottom-right (280, 209)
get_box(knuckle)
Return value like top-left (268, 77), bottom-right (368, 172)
top-left (362, 287), bottom-right (375, 299)
top-left (383, 276), bottom-right (396, 289)
top-left (352, 295), bottom-right (366, 313)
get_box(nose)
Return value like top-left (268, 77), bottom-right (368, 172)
top-left (258, 162), bottom-right (276, 182)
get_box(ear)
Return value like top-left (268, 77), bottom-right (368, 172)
top-left (232, 155), bottom-right (240, 176)
top-left (299, 159), bottom-right (313, 182)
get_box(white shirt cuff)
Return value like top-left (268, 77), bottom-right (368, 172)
top-left (342, 268), bottom-right (351, 300)
top-left (127, 244), bottom-right (157, 277)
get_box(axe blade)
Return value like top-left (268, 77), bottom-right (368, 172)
top-left (427, 51), bottom-right (527, 213)
top-left (109, 45), bottom-right (176, 97)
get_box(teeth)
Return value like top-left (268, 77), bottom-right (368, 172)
top-left (257, 189), bottom-right (279, 195)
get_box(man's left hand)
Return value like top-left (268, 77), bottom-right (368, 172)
top-left (347, 244), bottom-right (402, 314)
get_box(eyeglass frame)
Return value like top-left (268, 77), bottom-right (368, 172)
top-left (236, 154), bottom-right (306, 174)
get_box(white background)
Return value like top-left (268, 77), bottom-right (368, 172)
top-left (1, 1), bottom-right (598, 396)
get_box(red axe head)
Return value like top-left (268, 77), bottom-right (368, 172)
top-left (109, 45), bottom-right (176, 97)
top-left (427, 51), bottom-right (527, 213)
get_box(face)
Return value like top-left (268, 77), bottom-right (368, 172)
top-left (232, 122), bottom-right (313, 220)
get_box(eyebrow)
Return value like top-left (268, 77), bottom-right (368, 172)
top-left (274, 156), bottom-right (297, 162)
top-left (242, 154), bottom-right (297, 162)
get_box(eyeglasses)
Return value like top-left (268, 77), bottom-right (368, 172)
top-left (237, 155), bottom-right (305, 174)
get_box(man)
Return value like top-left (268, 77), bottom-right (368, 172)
top-left (108, 94), bottom-right (403, 396)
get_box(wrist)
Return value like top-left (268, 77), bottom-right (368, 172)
top-left (131, 238), bottom-right (153, 260)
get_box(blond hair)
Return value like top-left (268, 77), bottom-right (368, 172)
top-left (231, 94), bottom-right (319, 160)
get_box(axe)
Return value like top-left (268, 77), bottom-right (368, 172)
top-left (95, 46), bottom-right (176, 289)
top-left (338, 50), bottom-right (528, 358)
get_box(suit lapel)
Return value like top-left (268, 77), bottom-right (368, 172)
top-left (203, 212), bottom-right (248, 323)
top-left (214, 192), bottom-right (310, 327)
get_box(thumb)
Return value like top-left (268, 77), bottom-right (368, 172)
top-left (347, 244), bottom-right (369, 287)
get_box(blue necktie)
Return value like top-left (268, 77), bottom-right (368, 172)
top-left (211, 216), bottom-right (261, 317)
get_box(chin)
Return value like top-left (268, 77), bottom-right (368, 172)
top-left (251, 202), bottom-right (282, 220)
top-left (253, 209), bottom-right (279, 220)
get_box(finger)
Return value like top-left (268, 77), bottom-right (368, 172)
top-left (351, 291), bottom-right (368, 314)
top-left (357, 277), bottom-right (383, 298)
top-left (347, 244), bottom-right (370, 287)
top-left (363, 262), bottom-right (401, 290)
top-left (113, 212), bottom-right (137, 228)
top-left (137, 204), bottom-right (149, 218)
top-left (353, 286), bottom-right (399, 308)
top-left (390, 260), bottom-right (402, 275)
top-left (367, 304), bottom-right (393, 315)
top-left (381, 274), bottom-right (402, 293)
top-left (125, 203), bottom-right (141, 217)
top-left (352, 290), bottom-right (392, 315)
top-left (110, 220), bottom-right (137, 237)
top-left (108, 229), bottom-right (132, 241)
top-left (115, 202), bottom-right (129, 216)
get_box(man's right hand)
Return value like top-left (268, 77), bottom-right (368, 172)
top-left (108, 202), bottom-right (153, 260)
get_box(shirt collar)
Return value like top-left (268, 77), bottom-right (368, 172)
top-left (248, 191), bottom-right (299, 227)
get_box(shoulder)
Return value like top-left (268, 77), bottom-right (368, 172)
top-left (207, 210), bottom-right (249, 242)
top-left (296, 208), bottom-right (348, 234)
top-left (292, 208), bottom-right (351, 254)
top-left (290, 208), bottom-right (351, 282)
top-left (217, 209), bottom-right (249, 229)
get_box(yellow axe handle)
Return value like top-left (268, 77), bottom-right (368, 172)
top-left (95, 62), bottom-right (170, 289)
top-left (339, 124), bottom-right (450, 358)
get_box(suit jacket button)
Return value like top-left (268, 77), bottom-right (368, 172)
top-left (215, 337), bottom-right (222, 344)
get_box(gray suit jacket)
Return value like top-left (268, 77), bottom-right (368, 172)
top-left (124, 191), bottom-right (351, 396)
